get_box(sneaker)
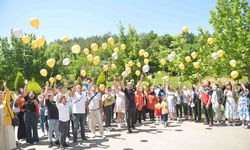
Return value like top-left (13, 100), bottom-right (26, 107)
top-left (48, 142), bottom-right (53, 148)
top-left (64, 143), bottom-right (69, 147)
top-left (82, 137), bottom-right (87, 141)
top-left (55, 140), bottom-right (60, 145)
top-left (101, 135), bottom-right (106, 138)
top-left (240, 124), bottom-right (245, 128)
top-left (90, 134), bottom-right (96, 138)
top-left (244, 125), bottom-right (248, 129)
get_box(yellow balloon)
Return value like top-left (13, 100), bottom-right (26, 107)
top-left (62, 36), bottom-right (69, 43)
top-left (229, 59), bottom-right (237, 68)
top-left (207, 37), bottom-right (215, 45)
top-left (37, 36), bottom-right (45, 47)
top-left (144, 52), bottom-right (149, 58)
top-left (136, 62), bottom-right (141, 68)
top-left (230, 70), bottom-right (239, 79)
top-left (93, 56), bottom-right (100, 65)
top-left (56, 75), bottom-right (62, 80)
top-left (80, 70), bottom-right (87, 77)
top-left (111, 64), bottom-right (117, 70)
top-left (71, 44), bottom-right (81, 54)
top-left (144, 59), bottom-right (149, 64)
top-left (125, 64), bottom-right (129, 68)
top-left (46, 58), bottom-right (56, 68)
top-left (102, 43), bottom-right (108, 50)
top-left (40, 69), bottom-right (47, 77)
top-left (147, 75), bottom-right (153, 81)
top-left (29, 17), bottom-right (40, 29)
top-left (217, 50), bottom-right (225, 57)
top-left (160, 59), bottom-right (166, 65)
top-left (128, 60), bottom-right (134, 67)
top-left (182, 26), bottom-right (189, 33)
top-left (87, 54), bottom-right (93, 62)
top-left (193, 62), bottom-right (200, 69)
top-left (139, 49), bottom-right (145, 56)
top-left (114, 47), bottom-right (119, 52)
top-left (108, 37), bottom-right (115, 45)
top-left (31, 40), bottom-right (39, 49)
top-left (83, 48), bottom-right (89, 55)
top-left (49, 77), bottom-right (55, 84)
top-left (125, 67), bottom-right (131, 74)
top-left (99, 84), bottom-right (106, 91)
top-left (185, 56), bottom-right (192, 63)
top-left (91, 43), bottom-right (98, 51)
top-left (103, 65), bottom-right (109, 72)
top-left (135, 70), bottom-right (141, 76)
top-left (171, 51), bottom-right (176, 57)
top-left (22, 35), bottom-right (30, 44)
top-left (191, 52), bottom-right (198, 59)
top-left (120, 44), bottom-right (126, 50)
top-left (179, 63), bottom-right (185, 70)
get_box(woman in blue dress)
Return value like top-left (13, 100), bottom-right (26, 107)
top-left (238, 83), bottom-right (249, 128)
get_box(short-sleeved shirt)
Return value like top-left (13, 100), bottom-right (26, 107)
top-left (88, 92), bottom-right (102, 110)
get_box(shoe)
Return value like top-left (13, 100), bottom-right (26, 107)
top-left (33, 141), bottom-right (38, 144)
top-left (60, 146), bottom-right (65, 150)
top-left (232, 123), bottom-right (236, 126)
top-left (127, 129), bottom-right (133, 133)
top-left (48, 142), bottom-right (53, 148)
top-left (240, 124), bottom-right (245, 128)
top-left (244, 125), bottom-right (248, 129)
top-left (55, 140), bottom-right (60, 145)
top-left (73, 140), bottom-right (77, 144)
top-left (64, 143), bottom-right (69, 147)
top-left (90, 134), bottom-right (96, 138)
top-left (101, 135), bottom-right (106, 138)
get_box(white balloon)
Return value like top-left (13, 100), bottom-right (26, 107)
top-left (142, 65), bottom-right (150, 73)
top-left (112, 52), bottom-right (119, 59)
top-left (211, 52), bottom-right (218, 60)
top-left (62, 58), bottom-right (70, 66)
top-left (167, 54), bottom-right (174, 62)
top-left (12, 28), bottom-right (23, 38)
top-left (121, 71), bottom-right (128, 78)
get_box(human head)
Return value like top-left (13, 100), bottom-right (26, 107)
top-left (183, 85), bottom-right (187, 90)
top-left (168, 84), bottom-right (173, 91)
top-left (28, 90), bottom-right (36, 100)
top-left (60, 95), bottom-right (67, 105)
top-left (127, 81), bottom-right (133, 89)
top-left (226, 82), bottom-right (232, 90)
top-left (90, 85), bottom-right (97, 94)
top-left (76, 85), bottom-right (82, 93)
top-left (0, 91), bottom-right (3, 102)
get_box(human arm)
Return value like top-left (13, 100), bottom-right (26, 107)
top-left (136, 74), bottom-right (144, 88)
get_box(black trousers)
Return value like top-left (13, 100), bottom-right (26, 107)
top-left (194, 100), bottom-right (201, 121)
top-left (135, 109), bottom-right (142, 124)
top-left (126, 108), bottom-right (136, 130)
top-left (148, 109), bottom-right (155, 121)
top-left (183, 103), bottom-right (189, 116)
top-left (203, 104), bottom-right (213, 125)
top-left (176, 104), bottom-right (182, 118)
top-left (104, 105), bottom-right (112, 127)
top-left (59, 121), bottom-right (69, 147)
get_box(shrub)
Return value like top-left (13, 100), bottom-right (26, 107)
top-left (96, 72), bottom-right (106, 86)
top-left (27, 78), bottom-right (42, 94)
top-left (14, 72), bottom-right (25, 91)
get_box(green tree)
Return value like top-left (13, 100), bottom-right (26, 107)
top-left (14, 72), bottom-right (25, 91)
top-left (210, 0), bottom-right (250, 80)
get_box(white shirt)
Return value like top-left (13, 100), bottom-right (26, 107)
top-left (88, 92), bottom-right (102, 110)
top-left (56, 102), bottom-right (70, 122)
top-left (72, 92), bottom-right (87, 114)
top-left (183, 90), bottom-right (190, 104)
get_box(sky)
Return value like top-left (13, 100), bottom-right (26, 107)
top-left (0, 0), bottom-right (218, 42)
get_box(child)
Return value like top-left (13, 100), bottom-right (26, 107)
top-left (161, 96), bottom-right (169, 127)
top-left (154, 97), bottom-right (162, 124)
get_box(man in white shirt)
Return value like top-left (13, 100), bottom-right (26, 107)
top-left (87, 80), bottom-right (104, 138)
top-left (71, 81), bottom-right (88, 143)
top-left (56, 95), bottom-right (70, 149)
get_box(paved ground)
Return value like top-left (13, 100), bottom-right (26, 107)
top-left (17, 120), bottom-right (250, 150)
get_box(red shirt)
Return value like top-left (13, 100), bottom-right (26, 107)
top-left (147, 94), bottom-right (156, 110)
top-left (135, 91), bottom-right (144, 111)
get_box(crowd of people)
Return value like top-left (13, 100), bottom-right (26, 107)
top-left (0, 75), bottom-right (249, 150)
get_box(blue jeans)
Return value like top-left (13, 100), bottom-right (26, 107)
top-left (73, 113), bottom-right (86, 142)
top-left (24, 111), bottom-right (39, 143)
top-left (39, 107), bottom-right (45, 132)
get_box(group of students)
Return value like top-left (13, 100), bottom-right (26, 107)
top-left (0, 75), bottom-right (249, 150)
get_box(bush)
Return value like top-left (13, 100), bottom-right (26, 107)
top-left (96, 72), bottom-right (106, 86)
top-left (27, 78), bottom-right (42, 94)
top-left (14, 72), bottom-right (25, 91)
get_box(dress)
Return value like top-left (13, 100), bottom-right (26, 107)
top-left (154, 102), bottom-right (162, 117)
top-left (238, 90), bottom-right (250, 121)
top-left (166, 91), bottom-right (176, 113)
top-left (114, 90), bottom-right (126, 113)
top-left (224, 90), bottom-right (236, 119)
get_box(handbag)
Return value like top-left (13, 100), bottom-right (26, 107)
top-left (7, 104), bottom-right (20, 126)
